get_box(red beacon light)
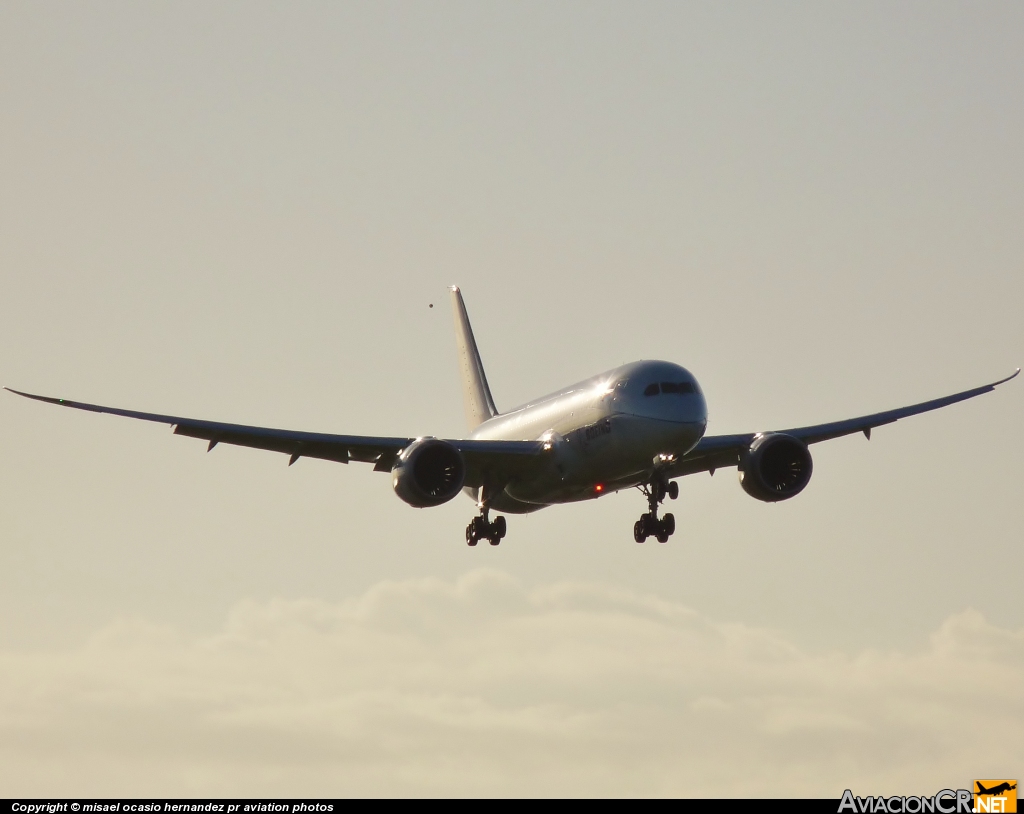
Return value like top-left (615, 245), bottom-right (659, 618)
top-left (594, 484), bottom-right (604, 493)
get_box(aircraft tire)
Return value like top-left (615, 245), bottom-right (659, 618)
top-left (668, 482), bottom-right (679, 500)
top-left (494, 516), bottom-right (507, 538)
top-left (663, 513), bottom-right (675, 536)
top-left (633, 520), bottom-right (646, 543)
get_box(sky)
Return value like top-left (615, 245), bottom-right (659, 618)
top-left (0, 1), bottom-right (1022, 797)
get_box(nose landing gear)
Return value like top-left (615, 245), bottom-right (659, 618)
top-left (633, 475), bottom-right (678, 543)
top-left (466, 509), bottom-right (506, 546)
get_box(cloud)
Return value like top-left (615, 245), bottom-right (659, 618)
top-left (0, 569), bottom-right (1020, 797)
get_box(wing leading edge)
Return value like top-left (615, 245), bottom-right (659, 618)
top-left (3, 388), bottom-right (544, 486)
top-left (668, 369), bottom-right (1020, 479)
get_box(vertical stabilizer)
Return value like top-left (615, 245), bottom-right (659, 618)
top-left (449, 286), bottom-right (497, 430)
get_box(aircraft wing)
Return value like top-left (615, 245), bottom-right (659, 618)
top-left (3, 388), bottom-right (545, 487)
top-left (666, 369), bottom-right (1019, 479)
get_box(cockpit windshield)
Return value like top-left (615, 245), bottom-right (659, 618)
top-left (644, 381), bottom-right (699, 397)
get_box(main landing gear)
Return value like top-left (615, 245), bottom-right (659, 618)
top-left (633, 476), bottom-right (678, 544)
top-left (466, 508), bottom-right (507, 546)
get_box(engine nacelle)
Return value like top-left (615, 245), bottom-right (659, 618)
top-left (738, 433), bottom-right (813, 503)
top-left (392, 438), bottom-right (466, 508)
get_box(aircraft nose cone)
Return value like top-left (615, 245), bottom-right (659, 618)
top-left (618, 395), bottom-right (707, 426)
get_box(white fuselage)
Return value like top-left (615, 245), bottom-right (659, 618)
top-left (469, 360), bottom-right (708, 512)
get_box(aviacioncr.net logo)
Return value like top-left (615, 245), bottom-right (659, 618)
top-left (839, 789), bottom-right (974, 813)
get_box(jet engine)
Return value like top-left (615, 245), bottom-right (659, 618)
top-left (738, 433), bottom-right (813, 502)
top-left (392, 438), bottom-right (466, 507)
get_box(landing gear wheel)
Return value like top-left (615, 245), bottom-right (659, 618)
top-left (467, 516), bottom-right (486, 546)
top-left (466, 512), bottom-right (507, 546)
top-left (632, 476), bottom-right (679, 543)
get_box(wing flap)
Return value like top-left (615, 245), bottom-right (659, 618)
top-left (666, 434), bottom-right (750, 479)
top-left (171, 423), bottom-right (354, 464)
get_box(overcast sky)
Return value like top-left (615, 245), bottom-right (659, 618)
top-left (1, 1), bottom-right (1021, 797)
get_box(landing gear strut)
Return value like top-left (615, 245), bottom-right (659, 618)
top-left (633, 475), bottom-right (678, 544)
top-left (466, 507), bottom-right (506, 546)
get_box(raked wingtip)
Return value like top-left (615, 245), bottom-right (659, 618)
top-left (995, 368), bottom-right (1020, 386)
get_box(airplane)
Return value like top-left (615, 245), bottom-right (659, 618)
top-left (976, 783), bottom-right (1017, 796)
top-left (5, 286), bottom-right (1019, 547)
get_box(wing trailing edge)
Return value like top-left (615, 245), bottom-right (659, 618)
top-left (3, 386), bottom-right (546, 487)
top-left (668, 368), bottom-right (1019, 479)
